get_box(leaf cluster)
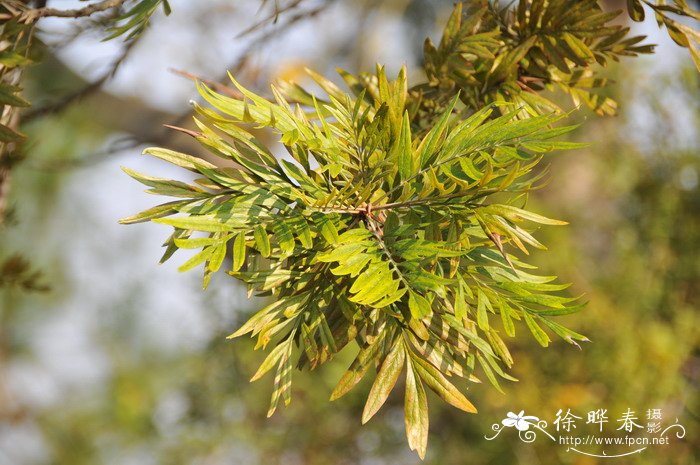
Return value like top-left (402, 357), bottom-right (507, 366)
top-left (627, 0), bottom-right (700, 70)
top-left (331, 0), bottom-right (656, 121)
top-left (0, 7), bottom-right (33, 144)
top-left (123, 65), bottom-right (588, 457)
top-left (105, 0), bottom-right (172, 41)
top-left (120, 0), bottom-right (697, 459)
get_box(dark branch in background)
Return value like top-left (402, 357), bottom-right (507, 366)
top-left (1, 0), bottom-right (129, 226)
top-left (170, 69), bottom-right (244, 99)
top-left (21, 0), bottom-right (127, 20)
top-left (0, 254), bottom-right (49, 292)
top-left (27, 136), bottom-right (143, 171)
top-left (0, 3), bottom-right (33, 226)
top-left (27, 0), bottom-right (331, 172)
top-left (24, 35), bottom-right (141, 122)
top-left (235, 0), bottom-right (305, 38)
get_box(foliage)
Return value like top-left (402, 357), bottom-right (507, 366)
top-left (0, 1), bottom-right (696, 464)
top-left (316, 0), bottom-right (656, 122)
top-left (124, 69), bottom-right (591, 457)
top-left (417, 0), bottom-right (654, 117)
top-left (116, 0), bottom-right (699, 457)
top-left (627, 0), bottom-right (700, 69)
top-left (0, 0), bottom-right (169, 290)
top-left (1, 2), bottom-right (36, 290)
top-left (0, 0), bottom-right (696, 459)
top-left (106, 0), bottom-right (172, 41)
top-left (0, 4), bottom-right (32, 147)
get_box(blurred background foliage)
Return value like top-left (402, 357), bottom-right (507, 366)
top-left (0, 0), bottom-right (698, 464)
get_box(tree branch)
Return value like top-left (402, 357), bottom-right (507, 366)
top-left (24, 35), bottom-right (139, 122)
top-left (235, 0), bottom-right (305, 38)
top-left (23, 0), bottom-right (127, 20)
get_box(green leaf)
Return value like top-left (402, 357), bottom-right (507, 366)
top-left (0, 85), bottom-right (29, 107)
top-left (443, 314), bottom-right (497, 358)
top-left (253, 225), bottom-right (271, 257)
top-left (476, 352), bottom-right (504, 394)
top-left (393, 111), bottom-right (413, 180)
top-left (454, 286), bottom-right (468, 321)
top-left (272, 219), bottom-right (295, 256)
top-left (483, 204), bottom-right (568, 225)
top-left (118, 200), bottom-right (189, 224)
top-left (561, 32), bottom-right (595, 61)
top-left (499, 298), bottom-right (516, 337)
top-left (251, 339), bottom-right (292, 382)
top-left (404, 361), bottom-right (429, 460)
top-left (207, 243), bottom-right (227, 274)
top-left (154, 215), bottom-right (239, 233)
top-left (523, 311), bottom-right (550, 347)
top-left (312, 212), bottom-right (339, 245)
top-left (173, 237), bottom-right (223, 249)
top-left (0, 123), bottom-right (26, 143)
top-left (476, 288), bottom-right (490, 331)
top-left (408, 291), bottom-right (432, 319)
top-left (122, 167), bottom-right (209, 198)
top-left (227, 293), bottom-right (308, 339)
top-left (418, 95), bottom-right (458, 167)
top-left (330, 331), bottom-right (387, 400)
top-left (627, 0), bottom-right (646, 21)
top-left (266, 346), bottom-right (293, 417)
top-left (229, 268), bottom-right (296, 292)
top-left (362, 340), bottom-right (405, 423)
top-left (143, 147), bottom-right (217, 173)
top-left (0, 51), bottom-right (32, 68)
top-left (540, 318), bottom-right (590, 346)
top-left (104, 0), bottom-right (170, 41)
top-left (178, 247), bottom-right (214, 273)
top-left (232, 233), bottom-right (247, 272)
top-left (411, 352), bottom-right (477, 413)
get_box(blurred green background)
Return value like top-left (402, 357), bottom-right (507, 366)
top-left (0, 1), bottom-right (698, 464)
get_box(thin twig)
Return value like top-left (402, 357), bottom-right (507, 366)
top-left (25, 137), bottom-right (143, 171)
top-left (170, 69), bottom-right (244, 99)
top-left (235, 0), bottom-right (305, 38)
top-left (26, 0), bottom-right (331, 171)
